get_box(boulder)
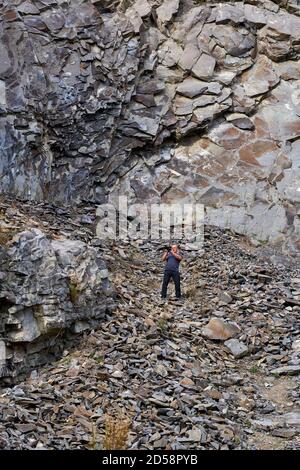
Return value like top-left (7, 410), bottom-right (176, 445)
top-left (224, 339), bottom-right (249, 358)
top-left (202, 318), bottom-right (240, 341)
top-left (0, 229), bottom-right (115, 380)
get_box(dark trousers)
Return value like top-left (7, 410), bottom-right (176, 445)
top-left (161, 269), bottom-right (181, 298)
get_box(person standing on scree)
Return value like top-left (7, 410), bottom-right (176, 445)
top-left (161, 244), bottom-right (183, 300)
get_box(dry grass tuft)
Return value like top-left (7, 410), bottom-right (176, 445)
top-left (185, 285), bottom-right (198, 298)
top-left (88, 425), bottom-right (101, 450)
top-left (68, 272), bottom-right (81, 304)
top-left (103, 411), bottom-right (131, 450)
top-left (69, 282), bottom-right (80, 304)
top-left (157, 317), bottom-right (168, 333)
top-left (0, 228), bottom-right (18, 246)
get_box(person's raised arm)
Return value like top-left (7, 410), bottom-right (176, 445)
top-left (162, 251), bottom-right (168, 261)
top-left (171, 250), bottom-right (182, 261)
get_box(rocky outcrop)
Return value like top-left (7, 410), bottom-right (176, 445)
top-left (0, 227), bottom-right (115, 381)
top-left (0, 0), bottom-right (300, 249)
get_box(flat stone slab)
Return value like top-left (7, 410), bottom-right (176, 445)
top-left (270, 365), bottom-right (300, 376)
top-left (224, 339), bottom-right (249, 358)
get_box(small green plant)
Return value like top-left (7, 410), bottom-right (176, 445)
top-left (250, 365), bottom-right (259, 374)
top-left (157, 317), bottom-right (168, 333)
top-left (94, 355), bottom-right (104, 365)
top-left (257, 239), bottom-right (268, 246)
top-left (58, 355), bottom-right (72, 365)
top-left (68, 272), bottom-right (82, 304)
top-left (0, 229), bottom-right (18, 246)
top-left (69, 282), bottom-right (80, 304)
top-left (195, 345), bottom-right (205, 359)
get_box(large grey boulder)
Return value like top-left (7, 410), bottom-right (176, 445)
top-left (0, 229), bottom-right (115, 380)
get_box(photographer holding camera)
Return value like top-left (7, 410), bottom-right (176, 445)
top-left (161, 244), bottom-right (183, 301)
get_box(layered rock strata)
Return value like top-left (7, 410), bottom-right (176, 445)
top-left (0, 1), bottom-right (300, 247)
top-left (0, 222), bottom-right (115, 381)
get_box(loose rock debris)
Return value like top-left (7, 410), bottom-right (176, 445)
top-left (0, 199), bottom-right (300, 450)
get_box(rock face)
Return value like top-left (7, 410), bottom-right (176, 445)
top-left (0, 228), bottom-right (115, 381)
top-left (0, 0), bottom-right (300, 250)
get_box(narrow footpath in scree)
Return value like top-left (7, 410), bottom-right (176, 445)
top-left (0, 227), bottom-right (300, 449)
